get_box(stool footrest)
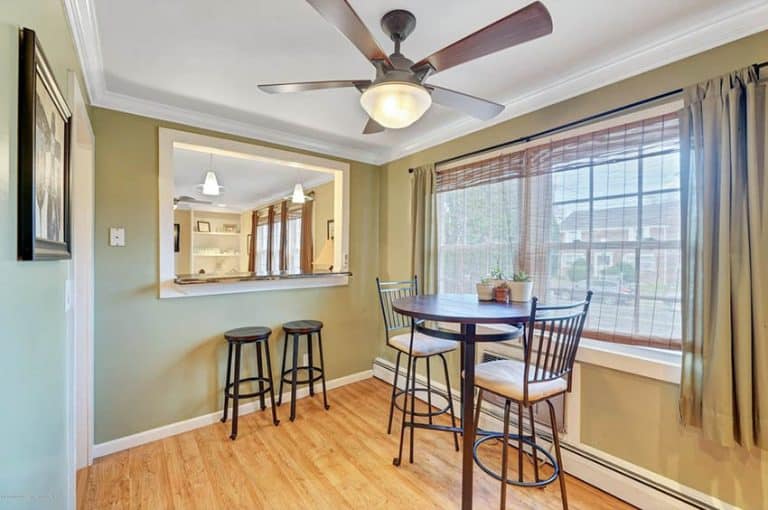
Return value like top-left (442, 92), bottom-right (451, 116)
top-left (225, 377), bottom-right (274, 400)
top-left (472, 433), bottom-right (559, 488)
top-left (281, 366), bottom-right (325, 385)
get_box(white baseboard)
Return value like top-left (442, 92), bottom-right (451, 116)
top-left (93, 369), bottom-right (372, 458)
top-left (372, 357), bottom-right (740, 510)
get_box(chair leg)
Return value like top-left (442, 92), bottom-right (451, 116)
top-left (307, 333), bottom-right (315, 397)
top-left (473, 388), bottom-right (484, 436)
top-left (408, 357), bottom-right (418, 464)
top-left (426, 356), bottom-right (433, 425)
top-left (517, 402), bottom-right (524, 483)
top-left (440, 353), bottom-right (460, 451)
top-left (277, 331), bottom-right (289, 406)
top-left (256, 341), bottom-right (266, 411)
top-left (387, 350), bottom-right (402, 435)
top-left (500, 399), bottom-right (511, 510)
top-left (529, 405), bottom-right (540, 482)
top-left (221, 342), bottom-right (233, 423)
top-left (316, 330), bottom-right (330, 410)
top-left (230, 343), bottom-right (242, 440)
top-left (263, 337), bottom-right (280, 426)
top-left (289, 334), bottom-right (299, 422)
top-left (547, 399), bottom-right (568, 510)
top-left (393, 351), bottom-right (414, 466)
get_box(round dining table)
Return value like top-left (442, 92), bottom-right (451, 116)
top-left (391, 294), bottom-right (532, 510)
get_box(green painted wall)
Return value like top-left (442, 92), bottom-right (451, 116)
top-left (377, 30), bottom-right (768, 509)
top-left (0, 1), bottom-right (87, 508)
top-left (92, 108), bottom-right (381, 443)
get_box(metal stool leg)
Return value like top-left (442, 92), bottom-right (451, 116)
top-left (317, 330), bottom-right (330, 410)
top-left (547, 399), bottom-right (569, 510)
top-left (473, 388), bottom-right (484, 436)
top-left (500, 400), bottom-right (511, 510)
top-left (277, 331), bottom-right (289, 406)
top-left (393, 351), bottom-right (414, 467)
top-left (289, 334), bottom-right (299, 422)
top-left (408, 357), bottom-right (417, 464)
top-left (529, 406), bottom-right (540, 482)
top-left (517, 402), bottom-right (524, 483)
top-left (256, 341), bottom-right (266, 411)
top-left (230, 343), bottom-right (242, 440)
top-left (221, 342), bottom-right (233, 423)
top-left (263, 337), bottom-right (280, 426)
top-left (440, 353), bottom-right (460, 451)
top-left (307, 333), bottom-right (315, 396)
top-left (426, 356), bottom-right (433, 425)
top-left (387, 350), bottom-right (402, 434)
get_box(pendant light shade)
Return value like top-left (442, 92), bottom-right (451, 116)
top-left (360, 81), bottom-right (431, 129)
top-left (291, 183), bottom-right (306, 204)
top-left (201, 171), bottom-right (221, 196)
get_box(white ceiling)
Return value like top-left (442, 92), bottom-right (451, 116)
top-left (173, 147), bottom-right (333, 212)
top-left (66, 0), bottom-right (768, 164)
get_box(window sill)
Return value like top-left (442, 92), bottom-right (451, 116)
top-left (159, 274), bottom-right (349, 298)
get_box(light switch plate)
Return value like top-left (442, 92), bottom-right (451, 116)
top-left (109, 227), bottom-right (125, 247)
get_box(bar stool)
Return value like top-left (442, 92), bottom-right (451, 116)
top-left (221, 326), bottom-right (280, 440)
top-left (277, 320), bottom-right (330, 421)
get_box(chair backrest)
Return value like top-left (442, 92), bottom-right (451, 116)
top-left (376, 276), bottom-right (418, 341)
top-left (522, 291), bottom-right (593, 402)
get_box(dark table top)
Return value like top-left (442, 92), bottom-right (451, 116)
top-left (392, 294), bottom-right (532, 324)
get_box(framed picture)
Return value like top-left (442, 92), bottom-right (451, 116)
top-left (327, 219), bottom-right (335, 240)
top-left (223, 223), bottom-right (237, 233)
top-left (197, 220), bottom-right (210, 232)
top-left (173, 223), bottom-right (180, 253)
top-left (17, 28), bottom-right (72, 260)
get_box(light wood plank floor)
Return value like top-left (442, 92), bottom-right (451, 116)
top-left (78, 378), bottom-right (633, 509)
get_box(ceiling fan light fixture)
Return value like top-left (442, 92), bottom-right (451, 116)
top-left (360, 81), bottom-right (431, 129)
top-left (291, 183), bottom-right (306, 204)
top-left (201, 170), bottom-right (221, 196)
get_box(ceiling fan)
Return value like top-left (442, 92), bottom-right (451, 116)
top-left (258, 1), bottom-right (553, 134)
top-left (174, 195), bottom-right (213, 208)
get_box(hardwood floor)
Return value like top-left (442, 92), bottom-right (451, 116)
top-left (77, 378), bottom-right (633, 509)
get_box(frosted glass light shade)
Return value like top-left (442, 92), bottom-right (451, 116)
top-left (201, 171), bottom-right (221, 196)
top-left (291, 183), bottom-right (306, 204)
top-left (360, 81), bottom-right (431, 129)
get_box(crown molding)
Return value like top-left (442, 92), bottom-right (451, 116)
top-left (64, 0), bottom-right (768, 167)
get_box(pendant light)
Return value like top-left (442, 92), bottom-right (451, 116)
top-left (291, 183), bottom-right (306, 204)
top-left (199, 154), bottom-right (222, 196)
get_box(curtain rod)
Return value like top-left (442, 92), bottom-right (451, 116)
top-left (408, 61), bottom-right (767, 173)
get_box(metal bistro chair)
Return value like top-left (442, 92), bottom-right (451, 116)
top-left (471, 292), bottom-right (592, 510)
top-left (376, 276), bottom-right (460, 464)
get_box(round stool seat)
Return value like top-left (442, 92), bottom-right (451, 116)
top-left (224, 326), bottom-right (271, 342)
top-left (282, 320), bottom-right (323, 334)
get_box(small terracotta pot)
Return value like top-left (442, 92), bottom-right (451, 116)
top-left (494, 286), bottom-right (509, 303)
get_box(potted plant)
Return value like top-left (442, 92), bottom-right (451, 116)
top-left (476, 277), bottom-right (495, 301)
top-left (494, 281), bottom-right (510, 303)
top-left (508, 271), bottom-right (533, 302)
top-left (487, 262), bottom-right (505, 288)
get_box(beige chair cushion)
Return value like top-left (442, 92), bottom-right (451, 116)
top-left (472, 359), bottom-right (567, 402)
top-left (388, 332), bottom-right (458, 357)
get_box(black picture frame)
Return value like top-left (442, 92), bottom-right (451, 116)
top-left (17, 28), bottom-right (72, 260)
top-left (327, 219), bottom-right (334, 240)
top-left (174, 223), bottom-right (180, 253)
top-left (197, 220), bottom-right (210, 233)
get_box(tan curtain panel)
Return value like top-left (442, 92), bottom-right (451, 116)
top-left (411, 164), bottom-right (438, 294)
top-left (679, 66), bottom-right (768, 450)
top-left (300, 200), bottom-right (313, 273)
top-left (248, 210), bottom-right (258, 272)
top-left (279, 200), bottom-right (288, 272)
top-left (266, 205), bottom-right (275, 272)
top-left (435, 111), bottom-right (682, 349)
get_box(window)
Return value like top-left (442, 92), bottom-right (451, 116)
top-left (436, 106), bottom-right (681, 349)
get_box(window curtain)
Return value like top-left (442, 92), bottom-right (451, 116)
top-left (266, 205), bottom-right (275, 272)
top-left (411, 164), bottom-right (438, 293)
top-left (300, 198), bottom-right (314, 273)
top-left (248, 210), bottom-right (258, 272)
top-left (279, 200), bottom-right (288, 272)
top-left (679, 66), bottom-right (768, 449)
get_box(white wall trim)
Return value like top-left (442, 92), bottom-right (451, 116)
top-left (372, 357), bottom-right (740, 510)
top-left (93, 369), bottom-right (372, 458)
top-left (63, 0), bottom-right (768, 166)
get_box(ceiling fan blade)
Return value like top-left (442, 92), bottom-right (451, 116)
top-left (412, 1), bottom-right (552, 75)
top-left (362, 117), bottom-right (385, 134)
top-left (427, 85), bottom-right (504, 120)
top-left (258, 80), bottom-right (370, 94)
top-left (306, 0), bottom-right (392, 67)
